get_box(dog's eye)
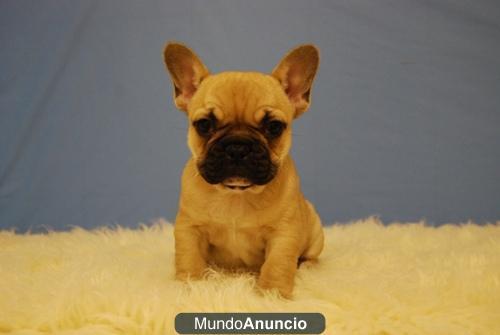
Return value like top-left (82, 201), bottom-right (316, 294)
top-left (266, 120), bottom-right (286, 138)
top-left (193, 118), bottom-right (213, 136)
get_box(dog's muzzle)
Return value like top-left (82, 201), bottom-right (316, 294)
top-left (198, 135), bottom-right (277, 186)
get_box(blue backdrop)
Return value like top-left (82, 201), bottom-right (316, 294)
top-left (1, 0), bottom-right (499, 231)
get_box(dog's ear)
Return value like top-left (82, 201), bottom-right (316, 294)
top-left (163, 42), bottom-right (210, 112)
top-left (272, 44), bottom-right (319, 118)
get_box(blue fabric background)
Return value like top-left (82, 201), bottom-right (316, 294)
top-left (1, 0), bottom-right (499, 231)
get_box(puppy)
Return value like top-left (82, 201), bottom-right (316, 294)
top-left (163, 42), bottom-right (324, 298)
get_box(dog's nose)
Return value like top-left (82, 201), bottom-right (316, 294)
top-left (224, 142), bottom-right (251, 160)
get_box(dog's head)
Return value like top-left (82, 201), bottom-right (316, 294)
top-left (163, 42), bottom-right (319, 192)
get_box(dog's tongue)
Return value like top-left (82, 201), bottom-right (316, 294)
top-left (223, 177), bottom-right (252, 188)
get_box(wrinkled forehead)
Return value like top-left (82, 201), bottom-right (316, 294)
top-left (188, 72), bottom-right (292, 125)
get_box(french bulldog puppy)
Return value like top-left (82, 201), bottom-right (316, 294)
top-left (163, 42), bottom-right (324, 298)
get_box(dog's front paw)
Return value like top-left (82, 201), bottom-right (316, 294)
top-left (257, 263), bottom-right (295, 299)
top-left (175, 258), bottom-right (207, 281)
top-left (175, 267), bottom-right (206, 281)
top-left (257, 275), bottom-right (293, 299)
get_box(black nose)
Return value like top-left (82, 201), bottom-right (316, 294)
top-left (224, 142), bottom-right (251, 160)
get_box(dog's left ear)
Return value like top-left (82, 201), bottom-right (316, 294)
top-left (163, 42), bottom-right (210, 112)
top-left (272, 45), bottom-right (320, 118)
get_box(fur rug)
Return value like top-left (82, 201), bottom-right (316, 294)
top-left (1, 218), bottom-right (499, 335)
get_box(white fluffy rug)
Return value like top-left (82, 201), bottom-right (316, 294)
top-left (1, 218), bottom-right (499, 335)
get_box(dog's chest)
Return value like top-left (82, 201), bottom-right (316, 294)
top-left (203, 222), bottom-right (266, 269)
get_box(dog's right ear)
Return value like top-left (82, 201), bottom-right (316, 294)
top-left (163, 42), bottom-right (210, 112)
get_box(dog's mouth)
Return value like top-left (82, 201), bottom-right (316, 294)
top-left (198, 134), bottom-right (278, 188)
top-left (222, 177), bottom-right (253, 190)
